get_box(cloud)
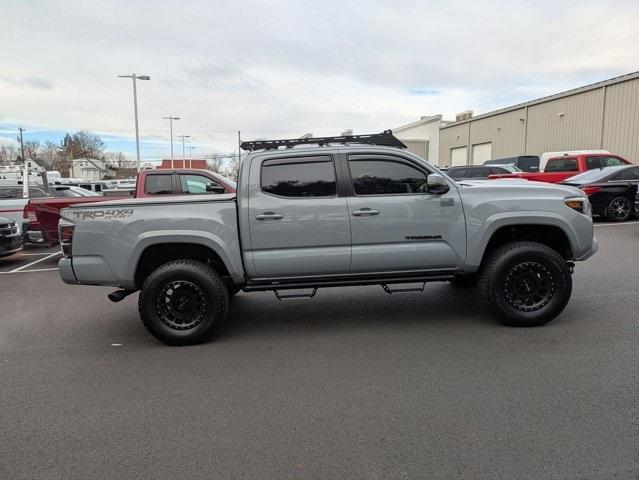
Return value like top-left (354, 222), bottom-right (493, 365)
top-left (0, 0), bottom-right (637, 155)
top-left (0, 76), bottom-right (54, 90)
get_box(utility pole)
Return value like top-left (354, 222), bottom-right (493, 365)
top-left (18, 127), bottom-right (28, 198)
top-left (178, 135), bottom-right (190, 169)
top-left (163, 116), bottom-right (180, 168)
top-left (18, 127), bottom-right (26, 165)
top-left (187, 146), bottom-right (196, 168)
top-left (237, 130), bottom-right (241, 170)
top-left (118, 73), bottom-right (150, 173)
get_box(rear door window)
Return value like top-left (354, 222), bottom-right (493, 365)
top-left (145, 174), bottom-right (174, 195)
top-left (545, 158), bottom-right (578, 172)
top-left (261, 156), bottom-right (336, 197)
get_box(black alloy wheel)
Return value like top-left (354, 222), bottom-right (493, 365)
top-left (503, 262), bottom-right (554, 312)
top-left (606, 197), bottom-right (632, 222)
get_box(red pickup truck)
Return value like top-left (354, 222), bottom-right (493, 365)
top-left (24, 169), bottom-right (236, 245)
top-left (488, 153), bottom-right (632, 183)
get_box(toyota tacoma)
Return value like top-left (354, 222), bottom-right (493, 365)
top-left (57, 131), bottom-right (598, 345)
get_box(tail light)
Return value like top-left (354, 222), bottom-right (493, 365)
top-left (23, 203), bottom-right (38, 223)
top-left (59, 224), bottom-right (75, 258)
top-left (581, 186), bottom-right (601, 196)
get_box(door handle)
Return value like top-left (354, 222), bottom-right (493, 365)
top-left (256, 212), bottom-right (283, 220)
top-left (352, 208), bottom-right (380, 216)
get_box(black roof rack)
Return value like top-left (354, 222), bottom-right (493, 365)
top-left (240, 130), bottom-right (407, 151)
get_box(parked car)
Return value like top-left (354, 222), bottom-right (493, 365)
top-left (484, 155), bottom-right (540, 172)
top-left (57, 131), bottom-right (597, 345)
top-left (49, 185), bottom-right (102, 197)
top-left (24, 169), bottom-right (236, 246)
top-left (77, 182), bottom-right (109, 194)
top-left (0, 184), bottom-right (49, 230)
top-left (539, 150), bottom-right (609, 171)
top-left (0, 215), bottom-right (22, 258)
top-left (561, 165), bottom-right (639, 221)
top-left (488, 153), bottom-right (632, 184)
top-left (447, 165), bottom-right (521, 180)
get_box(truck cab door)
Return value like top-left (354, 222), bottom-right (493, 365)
top-left (344, 154), bottom-right (466, 274)
top-left (244, 154), bottom-right (351, 279)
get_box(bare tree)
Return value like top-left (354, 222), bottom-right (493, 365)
top-left (22, 140), bottom-right (40, 161)
top-left (207, 155), bottom-right (225, 173)
top-left (61, 130), bottom-right (106, 159)
top-left (226, 154), bottom-right (240, 180)
top-left (40, 141), bottom-right (59, 169)
top-left (0, 143), bottom-right (18, 165)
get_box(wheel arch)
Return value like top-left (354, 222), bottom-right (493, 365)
top-left (127, 231), bottom-right (244, 290)
top-left (467, 213), bottom-right (578, 269)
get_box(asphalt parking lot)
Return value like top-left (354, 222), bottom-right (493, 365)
top-left (1, 222), bottom-right (639, 480)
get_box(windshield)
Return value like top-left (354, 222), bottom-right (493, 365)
top-left (562, 166), bottom-right (627, 184)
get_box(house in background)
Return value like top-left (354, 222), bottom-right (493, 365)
top-left (393, 115), bottom-right (452, 163)
top-left (70, 158), bottom-right (115, 181)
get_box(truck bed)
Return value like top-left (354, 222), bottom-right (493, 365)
top-left (59, 193), bottom-right (243, 289)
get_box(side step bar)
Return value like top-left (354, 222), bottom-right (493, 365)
top-left (244, 272), bottom-right (454, 292)
top-left (381, 283), bottom-right (426, 294)
top-left (273, 288), bottom-right (318, 300)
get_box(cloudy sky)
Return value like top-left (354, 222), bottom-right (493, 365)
top-left (1, 0), bottom-right (638, 160)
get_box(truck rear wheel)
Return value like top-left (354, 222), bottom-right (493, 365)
top-left (479, 241), bottom-right (572, 327)
top-left (139, 260), bottom-right (229, 345)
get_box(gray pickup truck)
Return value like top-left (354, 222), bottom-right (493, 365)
top-left (58, 132), bottom-right (598, 345)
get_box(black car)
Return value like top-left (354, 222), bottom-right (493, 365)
top-left (484, 155), bottom-right (540, 172)
top-left (0, 215), bottom-right (23, 258)
top-left (446, 164), bottom-right (521, 181)
top-left (562, 165), bottom-right (639, 222)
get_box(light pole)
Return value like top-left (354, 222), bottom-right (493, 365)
top-left (178, 135), bottom-right (190, 169)
top-left (162, 116), bottom-right (180, 168)
top-left (187, 146), bottom-right (196, 168)
top-left (118, 73), bottom-right (150, 173)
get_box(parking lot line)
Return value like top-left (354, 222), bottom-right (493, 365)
top-left (1, 267), bottom-right (59, 274)
top-left (595, 220), bottom-right (639, 227)
top-left (8, 252), bottom-right (61, 273)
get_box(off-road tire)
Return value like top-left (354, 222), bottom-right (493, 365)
top-left (139, 260), bottom-right (229, 345)
top-left (479, 241), bottom-right (572, 327)
top-left (605, 196), bottom-right (632, 222)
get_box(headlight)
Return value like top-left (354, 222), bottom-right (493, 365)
top-left (565, 197), bottom-right (590, 215)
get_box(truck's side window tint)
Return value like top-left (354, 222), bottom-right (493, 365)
top-left (585, 157), bottom-right (601, 170)
top-left (145, 175), bottom-right (173, 195)
top-left (0, 188), bottom-right (18, 199)
top-left (449, 168), bottom-right (469, 179)
top-left (28, 188), bottom-right (47, 198)
top-left (600, 156), bottom-right (625, 167)
top-left (349, 159), bottom-right (428, 195)
top-left (617, 167), bottom-right (639, 180)
top-left (261, 158), bottom-right (336, 197)
top-left (179, 174), bottom-right (223, 194)
top-left (545, 158), bottom-right (578, 172)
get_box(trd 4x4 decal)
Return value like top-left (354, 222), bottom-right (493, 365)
top-left (72, 209), bottom-right (134, 220)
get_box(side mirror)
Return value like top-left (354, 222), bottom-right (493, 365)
top-left (427, 174), bottom-right (450, 194)
top-left (206, 184), bottom-right (226, 194)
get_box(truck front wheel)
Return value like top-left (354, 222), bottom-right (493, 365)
top-left (479, 241), bottom-right (572, 327)
top-left (139, 260), bottom-right (229, 345)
